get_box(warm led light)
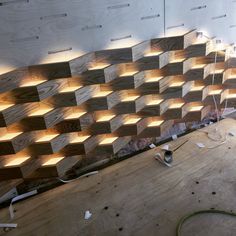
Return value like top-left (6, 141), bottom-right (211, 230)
top-left (65, 112), bottom-right (86, 119)
top-left (36, 134), bottom-right (59, 142)
top-left (191, 64), bottom-right (206, 69)
top-left (20, 80), bottom-right (46, 87)
top-left (0, 132), bottom-right (22, 141)
top-left (97, 115), bottom-right (115, 122)
top-left (42, 157), bottom-right (64, 166)
top-left (208, 89), bottom-right (222, 95)
top-left (5, 156), bottom-right (30, 167)
top-left (188, 106), bottom-right (203, 112)
top-left (29, 107), bottom-right (53, 116)
top-left (120, 71), bottom-right (138, 77)
top-left (60, 85), bottom-right (82, 93)
top-left (88, 63), bottom-right (110, 70)
top-left (170, 58), bottom-right (185, 63)
top-left (124, 117), bottom-right (141, 125)
top-left (226, 93), bottom-right (236, 99)
top-left (169, 102), bottom-right (184, 109)
top-left (148, 120), bottom-right (164, 127)
top-left (213, 69), bottom-right (224, 74)
top-left (93, 91), bottom-right (112, 98)
top-left (146, 99), bottom-right (163, 106)
top-left (0, 104), bottom-right (14, 111)
top-left (99, 137), bottom-right (118, 145)
top-left (122, 95), bottom-right (139, 102)
top-left (190, 85), bottom-right (204, 91)
top-left (144, 51), bottom-right (162, 57)
top-left (145, 76), bottom-right (163, 83)
top-left (169, 81), bottom-right (185, 87)
top-left (70, 135), bottom-right (90, 143)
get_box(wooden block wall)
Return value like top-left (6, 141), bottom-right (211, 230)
top-left (0, 30), bottom-right (236, 182)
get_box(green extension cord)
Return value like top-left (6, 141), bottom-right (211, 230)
top-left (176, 209), bottom-right (236, 236)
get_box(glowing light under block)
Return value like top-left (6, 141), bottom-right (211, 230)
top-left (169, 102), bottom-right (184, 109)
top-left (28, 107), bottom-right (53, 116)
top-left (188, 106), bottom-right (203, 112)
top-left (120, 71), bottom-right (138, 77)
top-left (60, 85), bottom-right (82, 93)
top-left (42, 157), bottom-right (64, 166)
top-left (191, 64), bottom-right (206, 69)
top-left (65, 112), bottom-right (86, 120)
top-left (124, 117), bottom-right (141, 125)
top-left (97, 115), bottom-right (115, 122)
top-left (146, 99), bottom-right (163, 106)
top-left (144, 51), bottom-right (163, 57)
top-left (212, 69), bottom-right (224, 74)
top-left (5, 156), bottom-right (30, 167)
top-left (36, 134), bottom-right (59, 142)
top-left (148, 120), bottom-right (164, 127)
top-left (208, 89), bottom-right (223, 95)
top-left (122, 95), bottom-right (139, 102)
top-left (0, 104), bottom-right (14, 112)
top-left (190, 85), bottom-right (205, 91)
top-left (145, 76), bottom-right (163, 83)
top-left (20, 80), bottom-right (47, 87)
top-left (99, 137), bottom-right (118, 145)
top-left (0, 132), bottom-right (22, 141)
top-left (170, 58), bottom-right (185, 63)
top-left (88, 63), bottom-right (110, 70)
top-left (226, 93), bottom-right (236, 99)
top-left (70, 135), bottom-right (90, 143)
top-left (169, 81), bottom-right (185, 87)
top-left (93, 90), bottom-right (112, 98)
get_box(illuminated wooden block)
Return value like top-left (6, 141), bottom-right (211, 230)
top-left (28, 62), bottom-right (71, 80)
top-left (202, 85), bottom-right (223, 105)
top-left (138, 95), bottom-right (164, 117)
top-left (151, 30), bottom-right (196, 51)
top-left (111, 71), bottom-right (145, 90)
top-left (223, 69), bottom-right (236, 88)
top-left (116, 116), bottom-right (147, 136)
top-left (22, 107), bottom-right (68, 130)
top-left (12, 78), bottom-right (67, 103)
top-left (139, 119), bottom-right (174, 138)
top-left (31, 133), bottom-right (70, 155)
top-left (96, 135), bottom-right (131, 154)
top-left (0, 103), bottom-right (38, 127)
top-left (220, 89), bottom-right (236, 108)
top-left (53, 84), bottom-right (99, 107)
top-left (0, 156), bottom-right (40, 181)
top-left (0, 132), bottom-right (35, 155)
top-left (183, 81), bottom-right (205, 102)
top-left (137, 76), bottom-right (162, 95)
top-left (114, 94), bottom-right (146, 114)
top-left (86, 90), bottom-right (121, 111)
top-left (55, 111), bottom-right (94, 133)
top-left (30, 155), bottom-right (81, 178)
top-left (204, 63), bottom-right (224, 85)
top-left (182, 102), bottom-right (211, 122)
top-left (184, 63), bottom-right (209, 81)
top-left (135, 51), bottom-right (169, 70)
top-left (81, 64), bottom-right (121, 84)
top-left (95, 40), bottom-right (150, 64)
top-left (89, 112), bottom-right (124, 135)
top-left (160, 98), bottom-right (185, 119)
top-left (62, 135), bottom-right (98, 155)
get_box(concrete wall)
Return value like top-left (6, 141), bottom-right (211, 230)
top-left (0, 0), bottom-right (234, 74)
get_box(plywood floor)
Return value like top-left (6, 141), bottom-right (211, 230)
top-left (1, 118), bottom-right (236, 236)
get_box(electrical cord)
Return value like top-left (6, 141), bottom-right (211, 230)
top-left (176, 209), bottom-right (236, 236)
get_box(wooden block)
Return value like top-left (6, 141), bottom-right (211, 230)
top-left (28, 62), bottom-right (71, 80)
top-left (139, 119), bottom-right (174, 138)
top-left (183, 81), bottom-right (205, 102)
top-left (223, 68), bottom-right (236, 88)
top-left (69, 52), bottom-right (96, 76)
top-left (22, 107), bottom-right (69, 130)
top-left (0, 156), bottom-right (40, 181)
top-left (113, 94), bottom-right (146, 114)
top-left (52, 84), bottom-right (99, 107)
top-left (159, 75), bottom-right (185, 94)
top-left (0, 131), bottom-right (35, 155)
top-left (0, 67), bottom-right (29, 94)
top-left (151, 30), bottom-right (196, 51)
top-left (89, 112), bottom-right (124, 135)
top-left (86, 90), bottom-right (121, 111)
top-left (116, 116), bottom-right (147, 137)
top-left (160, 98), bottom-right (185, 119)
top-left (137, 76), bottom-right (162, 95)
top-left (95, 41), bottom-right (150, 64)
top-left (0, 103), bottom-right (38, 127)
top-left (182, 102), bottom-right (211, 122)
top-left (185, 40), bottom-right (213, 58)
top-left (202, 85), bottom-right (223, 105)
top-left (96, 135), bottom-right (131, 154)
top-left (111, 71), bottom-right (145, 90)
top-left (220, 89), bottom-right (236, 108)
top-left (62, 135), bottom-right (98, 156)
top-left (11, 78), bottom-right (68, 103)
top-left (55, 111), bottom-right (94, 133)
top-left (31, 133), bottom-right (70, 155)
top-left (81, 64), bottom-right (121, 84)
top-left (29, 155), bottom-right (81, 178)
